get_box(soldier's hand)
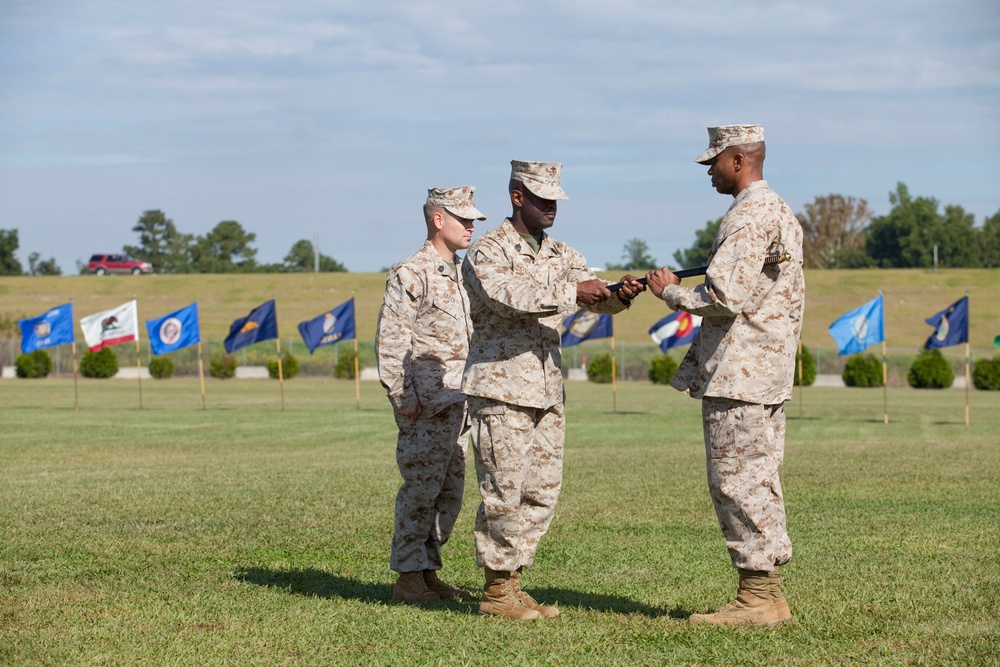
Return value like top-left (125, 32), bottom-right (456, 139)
top-left (616, 274), bottom-right (646, 303)
top-left (576, 279), bottom-right (612, 305)
top-left (397, 402), bottom-right (423, 421)
top-left (645, 267), bottom-right (680, 300)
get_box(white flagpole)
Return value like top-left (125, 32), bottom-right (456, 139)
top-left (965, 290), bottom-right (970, 426)
top-left (197, 341), bottom-right (206, 410)
top-left (611, 336), bottom-right (617, 414)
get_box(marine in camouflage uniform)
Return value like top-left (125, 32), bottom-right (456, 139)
top-left (647, 125), bottom-right (805, 627)
top-left (462, 160), bottom-right (645, 620)
top-left (376, 186), bottom-right (484, 604)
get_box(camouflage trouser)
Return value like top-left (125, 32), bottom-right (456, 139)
top-left (390, 402), bottom-right (469, 573)
top-left (467, 396), bottom-right (564, 572)
top-left (702, 397), bottom-right (792, 573)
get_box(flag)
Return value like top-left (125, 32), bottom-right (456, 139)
top-left (298, 298), bottom-right (355, 354)
top-left (828, 294), bottom-right (884, 355)
top-left (19, 303), bottom-right (75, 354)
top-left (923, 296), bottom-right (968, 349)
top-left (649, 310), bottom-right (703, 352)
top-left (224, 299), bottom-right (278, 353)
top-left (561, 310), bottom-right (612, 347)
top-left (80, 300), bottom-right (140, 352)
top-left (146, 303), bottom-right (201, 355)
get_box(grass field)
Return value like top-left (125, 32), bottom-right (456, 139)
top-left (2, 379), bottom-right (998, 665)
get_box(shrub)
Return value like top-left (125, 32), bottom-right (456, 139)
top-left (793, 344), bottom-right (817, 387)
top-left (148, 356), bottom-right (174, 379)
top-left (972, 356), bottom-right (1000, 390)
top-left (210, 353), bottom-right (237, 379)
top-left (648, 354), bottom-right (679, 385)
top-left (335, 349), bottom-right (359, 379)
top-left (586, 352), bottom-right (618, 384)
top-left (15, 349), bottom-right (54, 379)
top-left (842, 353), bottom-right (883, 387)
top-left (80, 348), bottom-right (119, 379)
top-left (907, 349), bottom-right (954, 389)
top-left (267, 352), bottom-right (299, 379)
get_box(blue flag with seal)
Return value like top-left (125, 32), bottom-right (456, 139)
top-left (224, 299), bottom-right (278, 353)
top-left (146, 303), bottom-right (201, 355)
top-left (19, 303), bottom-right (75, 353)
top-left (298, 298), bottom-right (356, 354)
top-left (561, 310), bottom-right (612, 347)
top-left (649, 310), bottom-right (702, 352)
top-left (828, 294), bottom-right (884, 355)
top-left (923, 296), bottom-right (968, 349)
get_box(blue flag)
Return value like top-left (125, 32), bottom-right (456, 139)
top-left (146, 303), bottom-right (201, 355)
top-left (561, 310), bottom-right (612, 347)
top-left (19, 303), bottom-right (75, 353)
top-left (924, 296), bottom-right (968, 349)
top-left (828, 294), bottom-right (884, 355)
top-left (649, 310), bottom-right (703, 352)
top-left (298, 298), bottom-right (356, 354)
top-left (224, 299), bottom-right (278, 353)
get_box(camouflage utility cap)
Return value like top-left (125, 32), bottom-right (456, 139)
top-left (510, 160), bottom-right (569, 201)
top-left (695, 125), bottom-right (765, 164)
top-left (426, 186), bottom-right (487, 221)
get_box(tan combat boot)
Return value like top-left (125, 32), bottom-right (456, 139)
top-left (511, 568), bottom-right (560, 618)
top-left (392, 571), bottom-right (439, 603)
top-left (769, 566), bottom-right (792, 622)
top-left (689, 569), bottom-right (791, 627)
top-left (423, 570), bottom-right (475, 601)
top-left (479, 569), bottom-right (541, 620)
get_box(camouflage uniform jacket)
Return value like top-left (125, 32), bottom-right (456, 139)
top-left (462, 219), bottom-right (630, 410)
top-left (376, 241), bottom-right (472, 416)
top-left (664, 180), bottom-right (805, 404)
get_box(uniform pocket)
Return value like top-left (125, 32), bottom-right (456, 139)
top-left (472, 404), bottom-right (514, 472)
top-left (704, 399), bottom-right (768, 459)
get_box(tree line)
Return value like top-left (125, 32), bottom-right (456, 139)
top-left (3, 183), bottom-right (999, 276)
top-left (610, 182), bottom-right (1000, 271)
top-left (0, 209), bottom-right (348, 275)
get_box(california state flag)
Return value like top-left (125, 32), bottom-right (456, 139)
top-left (80, 300), bottom-right (140, 351)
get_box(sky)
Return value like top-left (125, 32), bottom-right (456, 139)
top-left (1, 0), bottom-right (998, 274)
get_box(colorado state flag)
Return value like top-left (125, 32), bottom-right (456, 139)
top-left (560, 310), bottom-right (612, 347)
top-left (298, 298), bottom-right (356, 354)
top-left (923, 296), bottom-right (968, 349)
top-left (19, 303), bottom-right (75, 353)
top-left (224, 300), bottom-right (278, 353)
top-left (146, 303), bottom-right (201, 355)
top-left (649, 310), bottom-right (702, 352)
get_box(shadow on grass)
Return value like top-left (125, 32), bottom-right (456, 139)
top-left (232, 567), bottom-right (683, 618)
top-left (233, 567), bottom-right (394, 604)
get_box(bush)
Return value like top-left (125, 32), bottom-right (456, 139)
top-left (972, 356), bottom-right (1000, 390)
top-left (15, 349), bottom-right (54, 379)
top-left (80, 348), bottom-right (119, 379)
top-left (210, 353), bottom-right (237, 379)
top-left (842, 353), bottom-right (883, 387)
top-left (586, 352), bottom-right (618, 384)
top-left (335, 348), bottom-right (359, 379)
top-left (648, 354), bottom-right (679, 385)
top-left (907, 349), bottom-right (954, 389)
top-left (148, 356), bottom-right (174, 379)
top-left (793, 344), bottom-right (817, 387)
top-left (267, 352), bottom-right (299, 379)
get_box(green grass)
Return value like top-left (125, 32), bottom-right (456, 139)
top-left (2, 378), bottom-right (998, 665)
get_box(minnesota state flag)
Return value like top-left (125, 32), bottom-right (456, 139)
top-left (146, 303), bottom-right (201, 355)
top-left (224, 300), bottom-right (278, 353)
